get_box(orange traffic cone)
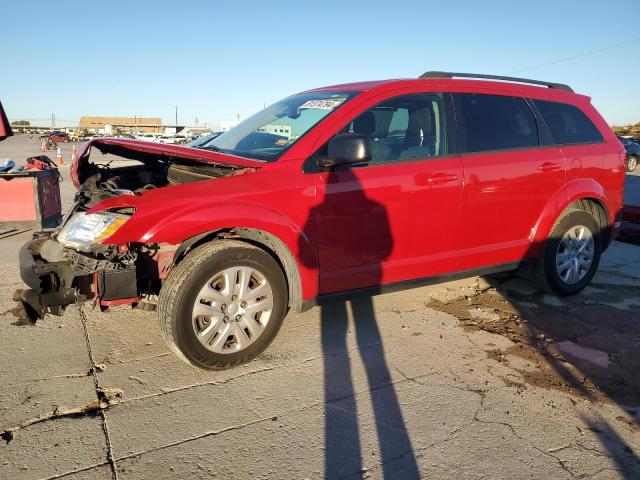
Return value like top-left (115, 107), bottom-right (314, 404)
top-left (71, 144), bottom-right (77, 163)
top-left (55, 148), bottom-right (63, 166)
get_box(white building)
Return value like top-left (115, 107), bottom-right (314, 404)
top-left (260, 124), bottom-right (292, 138)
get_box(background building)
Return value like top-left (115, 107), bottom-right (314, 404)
top-left (79, 116), bottom-right (162, 133)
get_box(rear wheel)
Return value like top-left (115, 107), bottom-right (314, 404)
top-left (627, 155), bottom-right (638, 172)
top-left (531, 209), bottom-right (602, 296)
top-left (158, 240), bottom-right (288, 369)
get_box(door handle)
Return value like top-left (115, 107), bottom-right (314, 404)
top-left (538, 162), bottom-right (562, 172)
top-left (425, 173), bottom-right (459, 184)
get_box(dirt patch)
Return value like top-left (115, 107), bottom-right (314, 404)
top-left (617, 415), bottom-right (640, 432)
top-left (426, 279), bottom-right (640, 409)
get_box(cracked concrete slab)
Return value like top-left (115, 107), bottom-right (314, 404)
top-left (112, 382), bottom-right (476, 480)
top-left (0, 415), bottom-right (108, 480)
top-left (418, 422), bottom-right (572, 479)
top-left (58, 464), bottom-right (114, 480)
top-left (0, 300), bottom-right (92, 386)
top-left (0, 376), bottom-right (96, 432)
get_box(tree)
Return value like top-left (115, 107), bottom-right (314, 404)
top-left (11, 120), bottom-right (30, 126)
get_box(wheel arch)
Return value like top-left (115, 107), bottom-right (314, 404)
top-left (171, 228), bottom-right (304, 312)
top-left (530, 179), bottom-right (615, 257)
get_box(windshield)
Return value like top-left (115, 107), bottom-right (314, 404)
top-left (198, 91), bottom-right (358, 161)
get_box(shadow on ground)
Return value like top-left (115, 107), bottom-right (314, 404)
top-left (427, 263), bottom-right (640, 478)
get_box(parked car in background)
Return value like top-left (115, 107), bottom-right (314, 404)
top-left (617, 135), bottom-right (639, 172)
top-left (173, 135), bottom-right (188, 145)
top-left (42, 131), bottom-right (70, 143)
top-left (185, 131), bottom-right (223, 148)
top-left (135, 133), bottom-right (159, 142)
top-left (18, 72), bottom-right (626, 370)
top-left (71, 130), bottom-right (92, 142)
top-left (158, 135), bottom-right (176, 144)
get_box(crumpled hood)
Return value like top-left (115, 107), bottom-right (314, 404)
top-left (71, 137), bottom-right (263, 188)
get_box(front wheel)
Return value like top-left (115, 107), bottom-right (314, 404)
top-left (531, 209), bottom-right (602, 296)
top-left (158, 240), bottom-right (288, 369)
top-left (627, 155), bottom-right (638, 172)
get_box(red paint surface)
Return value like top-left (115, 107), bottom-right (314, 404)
top-left (0, 178), bottom-right (36, 221)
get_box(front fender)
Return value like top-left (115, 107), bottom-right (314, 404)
top-left (96, 199), bottom-right (320, 301)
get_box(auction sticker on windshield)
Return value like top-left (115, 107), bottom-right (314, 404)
top-left (299, 98), bottom-right (347, 110)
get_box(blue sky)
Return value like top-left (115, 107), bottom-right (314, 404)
top-left (1, 0), bottom-right (639, 127)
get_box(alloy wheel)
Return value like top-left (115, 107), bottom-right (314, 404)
top-left (192, 266), bottom-right (273, 354)
top-left (555, 225), bottom-right (595, 284)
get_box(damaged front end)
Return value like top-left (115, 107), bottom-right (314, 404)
top-left (17, 138), bottom-right (259, 321)
top-left (18, 232), bottom-right (153, 320)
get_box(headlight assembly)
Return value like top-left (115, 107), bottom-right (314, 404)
top-left (57, 212), bottom-right (131, 250)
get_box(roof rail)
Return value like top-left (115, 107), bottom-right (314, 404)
top-left (419, 71), bottom-right (574, 93)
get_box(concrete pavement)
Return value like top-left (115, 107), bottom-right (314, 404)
top-left (0, 135), bottom-right (639, 479)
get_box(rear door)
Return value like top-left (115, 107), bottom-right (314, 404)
top-left (454, 93), bottom-right (566, 270)
top-left (531, 98), bottom-right (606, 189)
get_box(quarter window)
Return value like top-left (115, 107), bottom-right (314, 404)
top-left (454, 93), bottom-right (539, 153)
top-left (533, 99), bottom-right (603, 145)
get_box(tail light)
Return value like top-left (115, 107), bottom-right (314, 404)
top-left (617, 146), bottom-right (628, 170)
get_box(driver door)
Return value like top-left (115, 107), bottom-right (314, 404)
top-left (311, 93), bottom-right (463, 294)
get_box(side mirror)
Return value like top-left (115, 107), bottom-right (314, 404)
top-left (319, 133), bottom-right (371, 168)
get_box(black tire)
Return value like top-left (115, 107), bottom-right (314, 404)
top-left (531, 209), bottom-right (602, 296)
top-left (627, 155), bottom-right (638, 172)
top-left (158, 240), bottom-right (288, 370)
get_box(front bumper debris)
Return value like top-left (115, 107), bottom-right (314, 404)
top-left (16, 233), bottom-right (166, 321)
top-left (18, 237), bottom-right (81, 320)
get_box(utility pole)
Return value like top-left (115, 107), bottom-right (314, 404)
top-left (175, 106), bottom-right (178, 126)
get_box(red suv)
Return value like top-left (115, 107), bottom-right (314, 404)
top-left (18, 72), bottom-right (626, 369)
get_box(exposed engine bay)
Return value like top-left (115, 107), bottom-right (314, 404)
top-left (77, 159), bottom-right (242, 207)
top-left (17, 139), bottom-right (259, 321)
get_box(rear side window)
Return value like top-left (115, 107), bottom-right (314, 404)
top-left (533, 99), bottom-right (603, 145)
top-left (454, 93), bottom-right (539, 153)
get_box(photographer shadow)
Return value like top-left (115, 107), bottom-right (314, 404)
top-left (300, 167), bottom-right (420, 479)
